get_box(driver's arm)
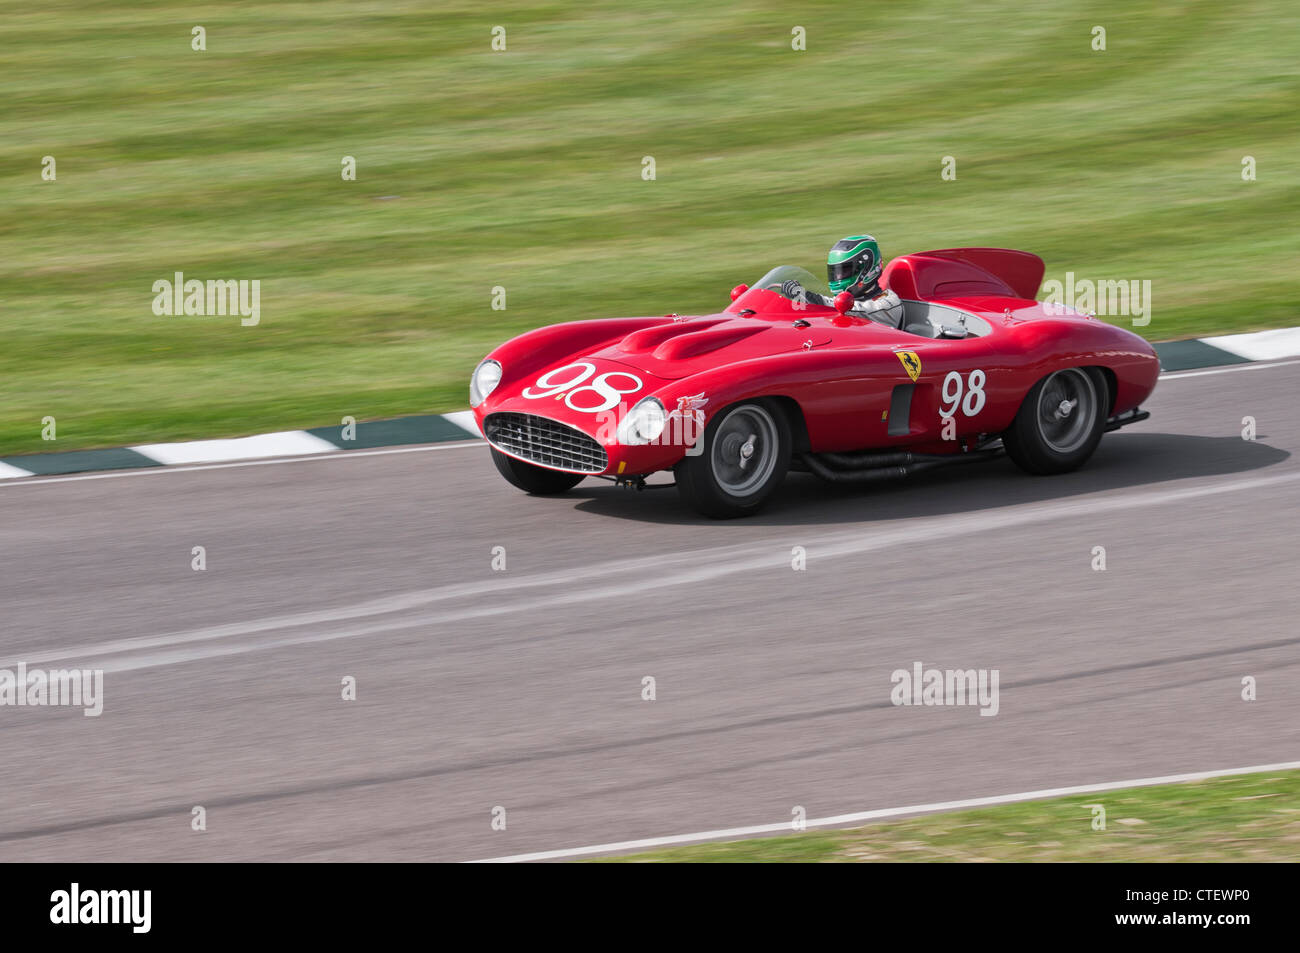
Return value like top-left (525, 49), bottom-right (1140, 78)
top-left (779, 279), bottom-right (831, 308)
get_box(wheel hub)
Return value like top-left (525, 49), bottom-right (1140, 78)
top-left (1036, 369), bottom-right (1097, 454)
top-left (737, 433), bottom-right (757, 469)
top-left (711, 406), bottom-right (779, 496)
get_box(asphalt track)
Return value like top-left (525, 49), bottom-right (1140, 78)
top-left (1, 361), bottom-right (1297, 862)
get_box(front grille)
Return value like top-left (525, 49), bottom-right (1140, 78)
top-left (485, 412), bottom-right (608, 473)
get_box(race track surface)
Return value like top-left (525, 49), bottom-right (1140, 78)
top-left (2, 362), bottom-right (1297, 861)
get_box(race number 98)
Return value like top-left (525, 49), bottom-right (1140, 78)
top-left (940, 369), bottom-right (986, 418)
top-left (522, 362), bottom-right (644, 413)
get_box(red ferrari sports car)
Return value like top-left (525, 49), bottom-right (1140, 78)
top-left (470, 248), bottom-right (1158, 518)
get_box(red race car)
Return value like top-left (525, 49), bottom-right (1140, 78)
top-left (470, 248), bottom-right (1158, 518)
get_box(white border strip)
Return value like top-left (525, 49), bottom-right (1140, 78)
top-left (0, 441), bottom-right (484, 489)
top-left (1158, 357), bottom-right (1300, 380)
top-left (1202, 327), bottom-right (1300, 362)
top-left (1, 412), bottom-right (487, 481)
top-left (132, 430), bottom-right (339, 465)
top-left (442, 410), bottom-right (482, 437)
top-left (469, 759), bottom-right (1300, 862)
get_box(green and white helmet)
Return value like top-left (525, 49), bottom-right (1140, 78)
top-left (827, 235), bottom-right (883, 296)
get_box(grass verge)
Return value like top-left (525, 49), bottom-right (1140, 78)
top-left (599, 769), bottom-right (1300, 861)
top-left (3, 1), bottom-right (1297, 454)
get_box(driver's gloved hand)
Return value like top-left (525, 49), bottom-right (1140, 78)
top-left (780, 279), bottom-right (806, 299)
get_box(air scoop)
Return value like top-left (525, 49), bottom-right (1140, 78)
top-left (618, 319), bottom-right (728, 354)
top-left (653, 325), bottom-right (767, 361)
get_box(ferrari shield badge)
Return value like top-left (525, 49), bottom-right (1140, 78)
top-left (895, 350), bottom-right (922, 382)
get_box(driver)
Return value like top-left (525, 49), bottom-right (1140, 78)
top-left (781, 235), bottom-right (904, 328)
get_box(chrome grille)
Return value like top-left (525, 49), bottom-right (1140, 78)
top-left (485, 412), bottom-right (608, 474)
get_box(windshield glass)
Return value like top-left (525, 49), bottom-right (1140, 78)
top-left (750, 265), bottom-right (830, 302)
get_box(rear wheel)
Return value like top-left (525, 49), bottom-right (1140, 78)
top-left (1003, 367), bottom-right (1106, 474)
top-left (674, 400), bottom-right (790, 518)
top-left (491, 448), bottom-right (586, 494)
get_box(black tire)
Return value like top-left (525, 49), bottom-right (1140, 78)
top-left (674, 400), bottom-right (791, 518)
top-left (491, 447), bottom-right (586, 494)
top-left (1003, 367), bottom-right (1107, 475)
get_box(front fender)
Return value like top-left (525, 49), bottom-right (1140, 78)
top-left (482, 316), bottom-right (679, 403)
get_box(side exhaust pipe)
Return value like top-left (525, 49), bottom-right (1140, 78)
top-left (799, 448), bottom-right (1003, 484)
top-left (1104, 408), bottom-right (1150, 432)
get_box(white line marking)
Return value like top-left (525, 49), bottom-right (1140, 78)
top-left (0, 461), bottom-right (33, 480)
top-left (0, 441), bottom-right (485, 489)
top-left (468, 759), bottom-right (1300, 862)
top-left (1158, 358), bottom-right (1300, 380)
top-left (1201, 327), bottom-right (1300, 362)
top-left (10, 469), bottom-right (1298, 675)
top-left (132, 430), bottom-right (338, 465)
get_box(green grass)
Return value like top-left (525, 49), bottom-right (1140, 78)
top-left (2, 1), bottom-right (1297, 454)
top-left (599, 769), bottom-right (1300, 862)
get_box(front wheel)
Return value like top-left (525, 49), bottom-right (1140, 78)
top-left (674, 400), bottom-right (791, 518)
top-left (491, 448), bottom-right (586, 494)
top-left (1003, 367), bottom-right (1106, 475)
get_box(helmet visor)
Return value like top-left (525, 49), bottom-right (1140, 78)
top-left (828, 252), bottom-right (873, 285)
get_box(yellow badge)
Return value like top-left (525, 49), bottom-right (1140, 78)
top-left (895, 350), bottom-right (922, 382)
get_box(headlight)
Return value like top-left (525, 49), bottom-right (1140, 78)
top-left (617, 397), bottom-right (667, 445)
top-left (470, 359), bottom-right (502, 408)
